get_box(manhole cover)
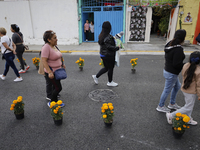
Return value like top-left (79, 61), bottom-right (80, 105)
top-left (89, 89), bottom-right (118, 102)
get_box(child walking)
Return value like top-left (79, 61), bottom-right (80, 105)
top-left (166, 51), bottom-right (200, 125)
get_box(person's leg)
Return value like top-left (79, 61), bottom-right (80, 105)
top-left (21, 49), bottom-right (27, 66)
top-left (170, 77), bottom-right (181, 105)
top-left (50, 78), bottom-right (62, 102)
top-left (171, 92), bottom-right (196, 118)
top-left (106, 57), bottom-right (115, 82)
top-left (16, 50), bottom-right (25, 70)
top-left (96, 57), bottom-right (109, 78)
top-left (3, 60), bottom-right (10, 76)
top-left (158, 70), bottom-right (179, 107)
top-left (4, 53), bottom-right (20, 77)
top-left (86, 30), bottom-right (89, 41)
top-left (44, 74), bottom-right (53, 99)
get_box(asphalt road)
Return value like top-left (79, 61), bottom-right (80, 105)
top-left (0, 53), bottom-right (199, 150)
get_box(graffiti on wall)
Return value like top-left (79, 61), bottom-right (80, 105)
top-left (129, 6), bottom-right (147, 41)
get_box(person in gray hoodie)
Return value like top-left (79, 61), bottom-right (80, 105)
top-left (156, 29), bottom-right (186, 113)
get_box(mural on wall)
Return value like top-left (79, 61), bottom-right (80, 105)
top-left (129, 6), bottom-right (147, 41)
top-left (184, 12), bottom-right (192, 22)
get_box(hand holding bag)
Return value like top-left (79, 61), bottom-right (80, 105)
top-left (54, 68), bottom-right (67, 80)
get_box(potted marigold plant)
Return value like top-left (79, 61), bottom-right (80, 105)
top-left (101, 103), bottom-right (114, 127)
top-left (10, 96), bottom-right (25, 120)
top-left (99, 59), bottom-right (104, 68)
top-left (172, 112), bottom-right (190, 138)
top-left (50, 100), bottom-right (64, 126)
top-left (32, 57), bottom-right (40, 70)
top-left (130, 58), bottom-right (138, 73)
top-left (75, 57), bottom-right (84, 71)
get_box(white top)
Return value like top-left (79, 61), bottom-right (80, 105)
top-left (0, 35), bottom-right (12, 54)
top-left (89, 24), bottom-right (94, 33)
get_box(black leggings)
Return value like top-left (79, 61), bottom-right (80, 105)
top-left (45, 73), bottom-right (62, 102)
top-left (96, 57), bottom-right (115, 82)
top-left (16, 45), bottom-right (27, 70)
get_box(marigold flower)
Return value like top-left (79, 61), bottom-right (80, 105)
top-left (18, 96), bottom-right (23, 99)
top-left (17, 98), bottom-right (22, 102)
top-left (101, 107), bottom-right (104, 110)
top-left (187, 126), bottom-right (190, 128)
top-left (13, 100), bottom-right (18, 104)
top-left (103, 103), bottom-right (107, 106)
top-left (10, 107), bottom-right (14, 110)
top-left (103, 115), bottom-right (107, 118)
top-left (111, 111), bottom-right (114, 113)
top-left (176, 117), bottom-right (179, 121)
top-left (58, 106), bottom-right (61, 108)
top-left (109, 105), bottom-right (114, 110)
top-left (99, 63), bottom-right (102, 65)
top-left (101, 109), bottom-right (105, 113)
top-left (61, 112), bottom-right (63, 114)
top-left (56, 107), bottom-right (59, 111)
top-left (108, 103), bottom-right (112, 106)
top-left (181, 114), bottom-right (186, 118)
top-left (136, 58), bottom-right (138, 60)
top-left (183, 116), bottom-right (190, 123)
top-left (53, 109), bottom-right (58, 114)
top-left (104, 105), bottom-right (108, 110)
top-left (57, 100), bottom-right (63, 105)
top-left (178, 127), bottom-right (182, 131)
top-left (176, 113), bottom-right (182, 117)
top-left (11, 104), bottom-right (15, 107)
top-left (135, 62), bottom-right (137, 65)
top-left (183, 125), bottom-right (186, 128)
top-left (50, 101), bottom-right (56, 107)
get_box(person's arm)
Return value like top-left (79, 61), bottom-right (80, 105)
top-left (42, 57), bottom-right (54, 79)
top-left (2, 42), bottom-right (13, 51)
top-left (12, 42), bottom-right (16, 54)
top-left (173, 49), bottom-right (184, 69)
top-left (104, 38), bottom-right (120, 51)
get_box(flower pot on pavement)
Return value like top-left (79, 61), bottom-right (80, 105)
top-left (15, 111), bottom-right (24, 120)
top-left (53, 117), bottom-right (63, 126)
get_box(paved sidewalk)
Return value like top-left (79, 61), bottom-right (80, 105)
top-left (27, 42), bottom-right (200, 55)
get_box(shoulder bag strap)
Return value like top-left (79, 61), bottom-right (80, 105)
top-left (55, 46), bottom-right (64, 66)
top-left (16, 33), bottom-right (24, 43)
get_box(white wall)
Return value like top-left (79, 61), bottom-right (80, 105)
top-left (0, 0), bottom-right (79, 45)
top-left (167, 7), bottom-right (179, 43)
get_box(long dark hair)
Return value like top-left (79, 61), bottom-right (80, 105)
top-left (11, 24), bottom-right (20, 32)
top-left (183, 51), bottom-right (200, 89)
top-left (98, 21), bottom-right (111, 45)
top-left (170, 29), bottom-right (186, 46)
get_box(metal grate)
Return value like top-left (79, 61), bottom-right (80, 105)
top-left (82, 0), bottom-right (124, 7)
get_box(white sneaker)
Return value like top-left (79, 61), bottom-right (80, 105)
top-left (0, 74), bottom-right (6, 80)
top-left (92, 75), bottom-right (98, 84)
top-left (19, 69), bottom-right (26, 74)
top-left (166, 112), bottom-right (172, 124)
top-left (156, 105), bottom-right (170, 113)
top-left (14, 77), bottom-right (23, 82)
top-left (188, 119), bottom-right (198, 125)
top-left (107, 81), bottom-right (118, 87)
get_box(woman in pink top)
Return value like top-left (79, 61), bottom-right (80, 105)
top-left (41, 30), bottom-right (65, 107)
top-left (84, 19), bottom-right (90, 41)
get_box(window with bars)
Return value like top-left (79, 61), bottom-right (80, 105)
top-left (82, 0), bottom-right (124, 7)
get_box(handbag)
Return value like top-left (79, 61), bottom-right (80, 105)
top-left (38, 57), bottom-right (45, 75)
top-left (2, 38), bottom-right (11, 60)
top-left (16, 33), bottom-right (29, 50)
top-left (54, 68), bottom-right (67, 80)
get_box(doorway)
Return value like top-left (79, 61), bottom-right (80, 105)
top-left (82, 13), bottom-right (94, 42)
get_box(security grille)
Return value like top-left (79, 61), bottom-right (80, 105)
top-left (82, 0), bottom-right (124, 7)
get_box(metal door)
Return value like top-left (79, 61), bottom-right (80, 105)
top-left (94, 10), bottom-right (123, 42)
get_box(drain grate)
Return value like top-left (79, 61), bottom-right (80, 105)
top-left (89, 89), bottom-right (118, 102)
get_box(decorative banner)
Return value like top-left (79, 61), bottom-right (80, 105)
top-left (129, 6), bottom-right (147, 41)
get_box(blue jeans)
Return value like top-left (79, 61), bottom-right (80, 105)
top-left (3, 52), bottom-right (20, 77)
top-left (158, 70), bottom-right (181, 107)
